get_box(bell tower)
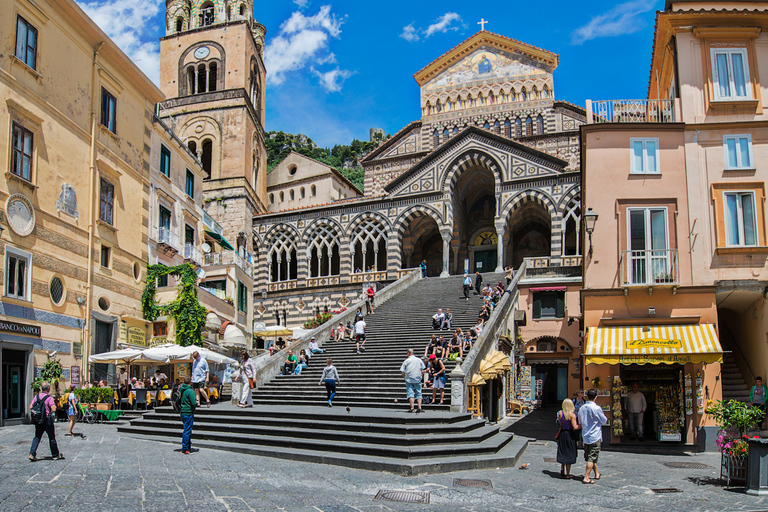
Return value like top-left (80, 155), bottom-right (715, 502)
top-left (158, 0), bottom-right (267, 256)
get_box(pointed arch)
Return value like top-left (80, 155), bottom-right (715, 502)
top-left (304, 220), bottom-right (342, 277)
top-left (440, 149), bottom-right (503, 196)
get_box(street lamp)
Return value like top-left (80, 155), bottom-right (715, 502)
top-left (583, 208), bottom-right (598, 257)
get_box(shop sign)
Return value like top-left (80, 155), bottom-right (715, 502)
top-left (128, 327), bottom-right (147, 347)
top-left (618, 354), bottom-right (693, 365)
top-left (626, 338), bottom-right (682, 350)
top-left (0, 320), bottom-right (40, 337)
top-left (71, 366), bottom-right (80, 385)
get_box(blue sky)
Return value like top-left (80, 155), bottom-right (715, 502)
top-left (77, 0), bottom-right (664, 148)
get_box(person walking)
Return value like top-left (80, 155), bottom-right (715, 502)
top-left (318, 358), bottom-right (340, 407)
top-left (29, 382), bottom-right (63, 461)
top-left (65, 384), bottom-right (79, 436)
top-left (474, 271), bottom-right (483, 295)
top-left (179, 376), bottom-right (197, 454)
top-left (427, 354), bottom-right (446, 405)
top-left (750, 376), bottom-right (768, 428)
top-left (354, 316), bottom-right (366, 353)
top-left (366, 285), bottom-right (375, 314)
top-left (238, 351), bottom-right (256, 408)
top-left (625, 382), bottom-right (647, 441)
top-left (462, 273), bottom-right (472, 300)
top-left (191, 351), bottom-right (211, 407)
top-left (556, 398), bottom-right (581, 479)
top-left (421, 260), bottom-right (427, 278)
top-left (400, 349), bottom-right (426, 413)
top-left (578, 388), bottom-right (607, 484)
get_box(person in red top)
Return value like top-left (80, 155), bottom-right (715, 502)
top-left (366, 285), bottom-right (375, 315)
top-left (29, 381), bottom-right (63, 461)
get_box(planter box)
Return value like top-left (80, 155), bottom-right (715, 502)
top-left (747, 438), bottom-right (768, 495)
top-left (722, 453), bottom-right (747, 487)
top-left (95, 403), bottom-right (111, 411)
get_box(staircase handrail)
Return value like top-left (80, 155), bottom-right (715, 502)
top-left (720, 320), bottom-right (756, 384)
top-left (249, 269), bottom-right (423, 389)
top-left (459, 260), bottom-right (527, 411)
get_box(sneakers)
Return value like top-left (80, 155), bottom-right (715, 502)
top-left (29, 455), bottom-right (38, 462)
top-left (416, 409), bottom-right (423, 414)
top-left (182, 450), bottom-right (191, 455)
top-left (53, 454), bottom-right (65, 460)
top-left (328, 401), bottom-right (333, 407)
top-left (356, 350), bottom-right (361, 354)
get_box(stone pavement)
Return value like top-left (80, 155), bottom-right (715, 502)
top-left (0, 421), bottom-right (766, 512)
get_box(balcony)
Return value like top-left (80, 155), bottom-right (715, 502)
top-left (621, 249), bottom-right (679, 288)
top-left (157, 227), bottom-right (179, 255)
top-left (586, 99), bottom-right (678, 124)
top-left (184, 244), bottom-right (203, 266)
top-left (204, 250), bottom-right (253, 276)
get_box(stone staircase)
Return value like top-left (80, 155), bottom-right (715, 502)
top-left (719, 335), bottom-right (751, 403)
top-left (119, 273), bottom-right (529, 474)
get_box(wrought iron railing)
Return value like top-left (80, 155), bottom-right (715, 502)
top-left (621, 248), bottom-right (678, 286)
top-left (588, 99), bottom-right (675, 123)
top-left (184, 244), bottom-right (202, 265)
top-left (157, 227), bottom-right (179, 250)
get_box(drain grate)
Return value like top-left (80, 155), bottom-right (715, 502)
top-left (652, 488), bottom-right (682, 494)
top-left (374, 490), bottom-right (430, 504)
top-left (454, 479), bottom-right (493, 489)
top-left (543, 457), bottom-right (558, 463)
top-left (663, 462), bottom-right (710, 469)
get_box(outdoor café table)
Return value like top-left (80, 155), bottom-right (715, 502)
top-left (99, 409), bottom-right (125, 422)
top-left (157, 389), bottom-right (172, 404)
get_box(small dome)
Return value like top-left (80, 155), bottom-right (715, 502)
top-left (222, 324), bottom-right (247, 347)
top-left (205, 312), bottom-right (222, 332)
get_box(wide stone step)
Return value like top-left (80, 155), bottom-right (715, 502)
top-left (250, 396), bottom-right (451, 409)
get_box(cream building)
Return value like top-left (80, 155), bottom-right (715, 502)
top-left (267, 151), bottom-right (363, 212)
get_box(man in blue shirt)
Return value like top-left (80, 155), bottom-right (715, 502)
top-left (191, 351), bottom-right (210, 407)
top-left (578, 388), bottom-right (607, 484)
top-left (462, 274), bottom-right (472, 300)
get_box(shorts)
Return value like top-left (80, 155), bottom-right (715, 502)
top-left (584, 442), bottom-right (601, 463)
top-left (192, 381), bottom-right (205, 389)
top-left (433, 377), bottom-right (445, 389)
top-left (355, 334), bottom-right (366, 343)
top-left (67, 407), bottom-right (76, 417)
top-left (368, 297), bottom-right (375, 306)
top-left (405, 381), bottom-right (423, 400)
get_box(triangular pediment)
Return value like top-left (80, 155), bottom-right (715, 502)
top-left (384, 127), bottom-right (569, 198)
top-left (361, 121), bottom-right (423, 163)
top-left (414, 31), bottom-right (558, 88)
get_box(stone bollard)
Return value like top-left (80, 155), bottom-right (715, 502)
top-left (231, 381), bottom-right (242, 405)
top-left (450, 361), bottom-right (465, 413)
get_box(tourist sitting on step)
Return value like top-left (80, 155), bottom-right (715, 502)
top-left (294, 350), bottom-right (310, 375)
top-left (432, 308), bottom-right (446, 330)
top-left (281, 349), bottom-right (297, 375)
top-left (482, 284), bottom-right (494, 298)
top-left (424, 335), bottom-right (440, 358)
top-left (309, 336), bottom-right (324, 355)
top-left (441, 308), bottom-right (453, 330)
top-left (479, 303), bottom-right (491, 322)
top-left (474, 318), bottom-right (485, 335)
top-left (333, 323), bottom-right (345, 341)
top-left (427, 354), bottom-right (447, 405)
top-left (495, 280), bottom-right (505, 295)
top-left (460, 329), bottom-right (473, 353)
top-left (447, 334), bottom-right (462, 360)
top-left (345, 321), bottom-right (354, 339)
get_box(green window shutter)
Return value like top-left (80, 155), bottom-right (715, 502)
top-left (555, 293), bottom-right (565, 318)
top-left (532, 294), bottom-right (541, 319)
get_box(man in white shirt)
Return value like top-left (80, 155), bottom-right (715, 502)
top-left (400, 349), bottom-right (426, 413)
top-left (354, 318), bottom-right (366, 354)
top-left (432, 309), bottom-right (445, 330)
top-left (625, 382), bottom-right (647, 441)
top-left (117, 367), bottom-right (128, 398)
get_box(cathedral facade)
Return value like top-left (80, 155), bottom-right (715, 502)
top-left (251, 31), bottom-right (585, 327)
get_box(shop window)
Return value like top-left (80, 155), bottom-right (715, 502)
top-left (5, 246), bottom-right (31, 301)
top-left (15, 16), bottom-right (37, 70)
top-left (630, 138), bottom-right (659, 174)
top-left (723, 135), bottom-right (752, 170)
top-left (11, 122), bottom-right (33, 181)
top-left (711, 48), bottom-right (750, 101)
top-left (100, 87), bottom-right (117, 134)
top-left (532, 291), bottom-right (564, 319)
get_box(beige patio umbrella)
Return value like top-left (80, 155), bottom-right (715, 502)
top-left (253, 325), bottom-right (293, 338)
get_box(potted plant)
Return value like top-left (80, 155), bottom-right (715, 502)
top-left (706, 399), bottom-right (765, 486)
top-left (95, 387), bottom-right (114, 410)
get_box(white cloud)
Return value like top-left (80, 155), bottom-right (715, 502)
top-left (312, 67), bottom-right (353, 93)
top-left (400, 23), bottom-right (420, 43)
top-left (425, 12), bottom-right (462, 38)
top-left (571, 0), bottom-right (656, 44)
top-left (293, 0), bottom-right (309, 7)
top-left (266, 5), bottom-right (351, 91)
top-left (76, 0), bottom-right (162, 84)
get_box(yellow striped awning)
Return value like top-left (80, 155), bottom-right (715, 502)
top-left (585, 324), bottom-right (722, 365)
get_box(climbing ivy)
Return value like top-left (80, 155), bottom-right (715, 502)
top-left (142, 263), bottom-right (207, 347)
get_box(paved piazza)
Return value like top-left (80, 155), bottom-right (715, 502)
top-left (0, 422), bottom-right (764, 512)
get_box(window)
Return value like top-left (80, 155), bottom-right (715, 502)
top-left (627, 207), bottom-right (670, 285)
top-left (157, 263), bottom-right (168, 287)
top-left (100, 245), bottom-right (111, 268)
top-left (185, 224), bottom-right (195, 245)
top-left (11, 122), bottom-right (33, 181)
top-left (712, 48), bottom-right (750, 101)
top-left (630, 138), bottom-right (659, 174)
top-left (186, 169), bottom-right (194, 197)
top-left (159, 205), bottom-right (171, 231)
top-left (49, 276), bottom-right (64, 305)
top-left (15, 16), bottom-right (37, 70)
top-left (532, 292), bottom-right (564, 319)
top-left (724, 135), bottom-right (752, 169)
top-left (99, 178), bottom-right (114, 225)
top-left (200, 1), bottom-right (215, 26)
top-left (269, 193), bottom-right (274, 204)
top-left (279, 191), bottom-right (284, 202)
top-left (300, 187), bottom-right (305, 199)
top-left (5, 246), bottom-right (31, 300)
top-left (289, 189), bottom-right (295, 201)
top-left (724, 191), bottom-right (758, 247)
top-left (153, 322), bottom-right (168, 337)
top-left (311, 185), bottom-right (316, 196)
top-left (101, 87), bottom-right (117, 134)
top-left (237, 281), bottom-right (247, 313)
top-left (160, 145), bottom-right (171, 177)
top-left (525, 117), bottom-right (532, 136)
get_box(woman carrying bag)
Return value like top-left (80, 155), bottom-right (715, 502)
top-left (238, 351), bottom-right (256, 408)
top-left (555, 398), bottom-right (581, 479)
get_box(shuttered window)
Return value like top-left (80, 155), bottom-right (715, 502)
top-left (532, 291), bottom-right (564, 319)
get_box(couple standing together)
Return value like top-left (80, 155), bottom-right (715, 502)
top-left (556, 388), bottom-right (607, 484)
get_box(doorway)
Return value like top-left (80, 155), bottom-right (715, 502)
top-left (531, 364), bottom-right (568, 406)
top-left (474, 249), bottom-right (497, 273)
top-left (2, 349), bottom-right (27, 421)
top-left (92, 320), bottom-right (113, 384)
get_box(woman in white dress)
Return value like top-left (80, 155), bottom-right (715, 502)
top-left (238, 351), bottom-right (256, 408)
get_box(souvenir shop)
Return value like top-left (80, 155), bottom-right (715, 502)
top-left (582, 323), bottom-right (723, 445)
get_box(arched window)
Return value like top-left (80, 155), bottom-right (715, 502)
top-left (453, 126), bottom-right (459, 135)
top-left (443, 128), bottom-right (449, 141)
top-left (239, 4), bottom-right (245, 16)
top-left (504, 118), bottom-right (511, 138)
top-left (306, 222), bottom-right (341, 277)
top-left (563, 195), bottom-right (581, 256)
top-left (432, 129), bottom-right (439, 149)
top-left (311, 185), bottom-right (316, 196)
top-left (478, 93), bottom-right (485, 106)
top-left (279, 191), bottom-right (284, 202)
top-left (300, 187), bottom-right (305, 199)
top-left (351, 218), bottom-right (388, 272)
top-left (494, 119), bottom-right (501, 135)
top-left (208, 61), bottom-right (218, 92)
top-left (289, 189), bottom-right (295, 201)
top-left (466, 94), bottom-right (473, 107)
top-left (267, 230), bottom-right (298, 282)
top-left (200, 1), bottom-right (215, 26)
top-left (188, 140), bottom-right (197, 156)
top-left (489, 91), bottom-right (495, 105)
top-left (435, 100), bottom-right (442, 113)
top-left (201, 139), bottom-right (212, 178)
top-left (515, 118), bottom-right (522, 138)
top-left (483, 121), bottom-right (490, 130)
top-left (446, 100), bottom-right (452, 111)
top-left (533, 86), bottom-right (539, 99)
top-left (196, 63), bottom-right (206, 93)
top-left (543, 86), bottom-right (550, 99)
top-left (269, 193), bottom-right (274, 204)
top-left (537, 339), bottom-right (556, 352)
top-left (425, 101), bottom-right (432, 116)
top-left (536, 114), bottom-right (544, 135)
top-left (510, 90), bottom-right (516, 102)
top-left (250, 67), bottom-right (261, 110)
top-left (525, 117), bottom-right (533, 136)
top-left (521, 88), bottom-right (527, 101)
top-left (176, 17), bottom-right (184, 32)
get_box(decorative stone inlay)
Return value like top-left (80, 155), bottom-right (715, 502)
top-left (55, 184), bottom-right (79, 220)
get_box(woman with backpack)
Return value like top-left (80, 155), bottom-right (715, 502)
top-left (29, 381), bottom-right (63, 461)
top-left (66, 384), bottom-right (79, 436)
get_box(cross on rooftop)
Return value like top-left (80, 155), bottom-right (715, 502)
top-left (478, 18), bottom-right (488, 31)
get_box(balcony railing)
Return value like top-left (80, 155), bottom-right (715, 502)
top-left (621, 249), bottom-right (678, 287)
top-left (184, 244), bottom-right (202, 266)
top-left (204, 250), bottom-right (253, 275)
top-left (157, 227), bottom-right (179, 251)
top-left (586, 99), bottom-right (677, 124)
top-left (199, 285), bottom-right (227, 302)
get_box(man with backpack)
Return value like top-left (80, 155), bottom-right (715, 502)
top-left (29, 381), bottom-right (63, 461)
top-left (179, 376), bottom-right (197, 454)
